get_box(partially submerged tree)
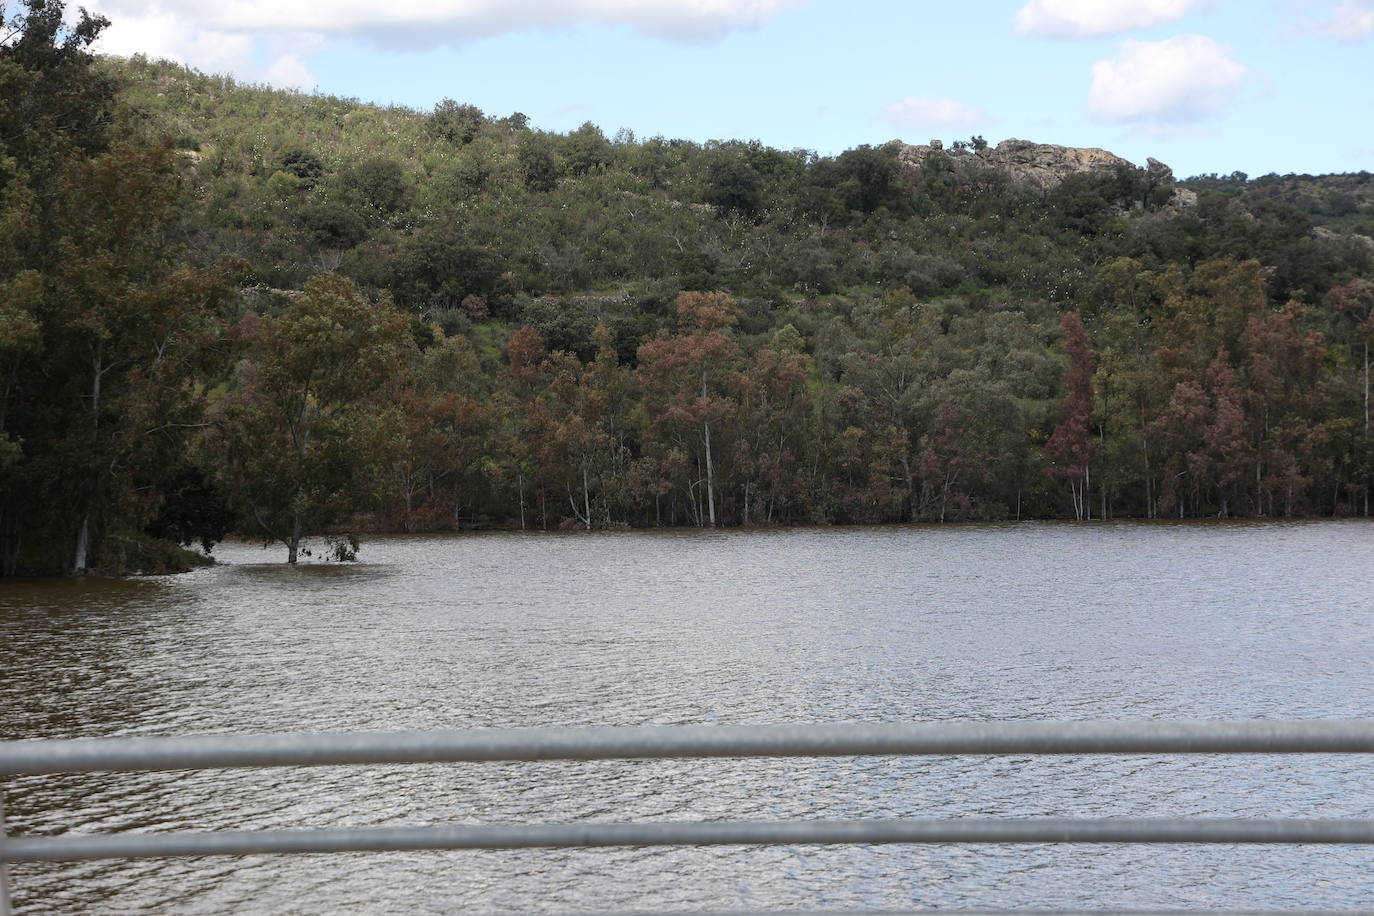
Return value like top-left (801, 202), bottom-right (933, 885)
top-left (212, 274), bottom-right (409, 562)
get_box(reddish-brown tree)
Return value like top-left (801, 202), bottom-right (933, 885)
top-left (728, 327), bottom-right (812, 524)
top-left (1044, 311), bottom-right (1095, 519)
top-left (635, 292), bottom-right (739, 527)
top-left (1329, 278), bottom-right (1374, 430)
top-left (1241, 303), bottom-right (1327, 515)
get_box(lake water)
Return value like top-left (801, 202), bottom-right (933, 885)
top-left (2, 521), bottom-right (1374, 913)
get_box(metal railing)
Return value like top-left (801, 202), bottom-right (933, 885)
top-left (3, 720), bottom-right (1374, 913)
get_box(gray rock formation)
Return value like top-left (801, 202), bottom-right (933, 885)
top-left (895, 138), bottom-right (1198, 211)
top-left (1315, 226), bottom-right (1374, 252)
top-left (1165, 187), bottom-right (1199, 212)
top-left (897, 138), bottom-right (1139, 192)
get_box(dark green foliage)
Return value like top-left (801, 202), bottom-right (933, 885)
top-left (517, 132), bottom-right (558, 191)
top-left (298, 197), bottom-right (368, 248)
top-left (561, 121), bottom-right (612, 176)
top-left (408, 317), bottom-right (437, 352)
top-left (497, 111), bottom-right (529, 132)
top-left (520, 297), bottom-right (600, 361)
top-left (831, 144), bottom-right (909, 215)
top-left (341, 157), bottom-right (408, 213)
top-left (1183, 170), bottom-right (1374, 234)
top-left (210, 273), bottom-right (410, 563)
top-left (428, 99), bottom-right (484, 145)
top-left (393, 223), bottom-right (508, 314)
top-left (144, 465), bottom-right (233, 552)
top-left (339, 241), bottom-right (396, 292)
top-left (1, 3), bottom-right (235, 575)
top-left (278, 147), bottom-right (323, 188)
top-left (704, 154), bottom-right (764, 219)
top-left (0, 0), bottom-right (114, 163)
top-left (1048, 173), bottom-right (1118, 234)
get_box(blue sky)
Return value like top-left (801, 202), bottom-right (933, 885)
top-left (85, 0), bottom-right (1373, 178)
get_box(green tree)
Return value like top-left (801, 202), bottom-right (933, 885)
top-left (914, 369), bottom-right (1025, 522)
top-left (341, 157), bottom-right (409, 215)
top-left (1, 1), bottom-right (235, 575)
top-left (500, 324), bottom-right (550, 528)
top-left (704, 154), bottom-right (764, 220)
top-left (298, 197), bottom-right (368, 248)
top-left (0, 0), bottom-right (114, 167)
top-left (1329, 278), bottom-right (1374, 512)
top-left (561, 121), bottom-right (612, 176)
top-left (392, 223), bottom-right (507, 317)
top-left (532, 322), bottom-right (638, 528)
top-left (1240, 302), bottom-right (1328, 515)
top-left (517, 132), bottom-right (558, 192)
top-left (1092, 257), bottom-right (1174, 517)
top-left (1330, 278), bottom-right (1374, 430)
top-left (428, 99), bottom-right (484, 145)
top-left (730, 325), bottom-right (813, 524)
top-left (533, 348), bottom-right (613, 529)
top-left (212, 274), bottom-right (409, 562)
top-left (831, 144), bottom-right (907, 215)
top-left (277, 147), bottom-right (323, 189)
top-left (830, 290), bottom-right (956, 519)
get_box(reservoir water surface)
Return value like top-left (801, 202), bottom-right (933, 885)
top-left (2, 521), bottom-right (1373, 912)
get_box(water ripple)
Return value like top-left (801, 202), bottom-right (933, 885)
top-left (3, 522), bottom-right (1374, 912)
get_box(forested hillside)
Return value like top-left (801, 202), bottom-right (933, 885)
top-left (4, 0), bottom-right (1373, 574)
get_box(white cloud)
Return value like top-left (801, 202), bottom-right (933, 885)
top-left (89, 1), bottom-right (808, 49)
top-left (85, 2), bottom-right (319, 90)
top-left (87, 8), bottom-right (255, 76)
top-left (83, 0), bottom-right (806, 90)
top-left (265, 53), bottom-right (316, 92)
top-left (1014, 0), bottom-right (1212, 38)
top-left (1315, 1), bottom-right (1374, 41)
top-left (1088, 35), bottom-right (1246, 123)
top-left (881, 97), bottom-right (986, 130)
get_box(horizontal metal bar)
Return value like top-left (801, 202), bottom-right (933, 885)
top-left (4, 720), bottom-right (1374, 776)
top-left (5, 818), bottom-right (1374, 862)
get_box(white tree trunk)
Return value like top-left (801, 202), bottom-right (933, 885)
top-left (74, 513), bottom-right (89, 573)
top-left (75, 346), bottom-right (102, 573)
top-left (582, 460), bottom-right (592, 531)
top-left (287, 517), bottom-right (302, 564)
top-left (702, 371), bottom-right (716, 528)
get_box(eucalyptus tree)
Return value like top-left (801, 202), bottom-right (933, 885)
top-left (212, 274), bottom-right (409, 562)
top-left (1, 0), bottom-right (235, 574)
top-left (636, 292), bottom-right (740, 527)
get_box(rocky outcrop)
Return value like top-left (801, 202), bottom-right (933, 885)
top-left (896, 137), bottom-right (1196, 211)
top-left (897, 138), bottom-right (1140, 191)
top-left (1315, 226), bottom-right (1374, 253)
top-left (1165, 187), bottom-right (1199, 211)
